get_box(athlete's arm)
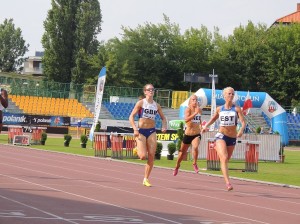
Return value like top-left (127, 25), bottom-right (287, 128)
top-left (236, 106), bottom-right (246, 137)
top-left (129, 100), bottom-right (143, 136)
top-left (157, 103), bottom-right (167, 133)
top-left (201, 107), bottom-right (220, 133)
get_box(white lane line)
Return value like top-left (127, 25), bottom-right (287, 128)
top-left (2, 156), bottom-right (300, 210)
top-left (2, 147), bottom-right (299, 195)
top-left (1, 167), bottom-right (269, 224)
top-left (3, 146), bottom-right (300, 193)
top-left (0, 174), bottom-right (182, 224)
top-left (0, 194), bottom-right (79, 224)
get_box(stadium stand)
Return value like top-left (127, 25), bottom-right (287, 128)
top-left (287, 113), bottom-right (300, 140)
top-left (103, 102), bottom-right (135, 120)
top-left (102, 102), bottom-right (183, 129)
top-left (9, 95), bottom-right (93, 118)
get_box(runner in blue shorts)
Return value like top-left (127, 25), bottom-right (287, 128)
top-left (202, 87), bottom-right (246, 191)
top-left (129, 84), bottom-right (167, 187)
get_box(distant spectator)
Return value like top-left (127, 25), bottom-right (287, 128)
top-left (260, 127), bottom-right (264, 134)
top-left (268, 127), bottom-right (273, 134)
top-left (0, 87), bottom-right (8, 133)
top-left (292, 107), bottom-right (297, 116)
top-left (244, 124), bottom-right (251, 133)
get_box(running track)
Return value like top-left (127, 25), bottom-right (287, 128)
top-left (0, 144), bottom-right (299, 224)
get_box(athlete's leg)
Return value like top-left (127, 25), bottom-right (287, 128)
top-left (144, 132), bottom-right (157, 179)
top-left (175, 142), bottom-right (190, 169)
top-left (215, 139), bottom-right (231, 185)
top-left (191, 137), bottom-right (200, 165)
top-left (227, 145), bottom-right (235, 160)
top-left (136, 134), bottom-right (147, 160)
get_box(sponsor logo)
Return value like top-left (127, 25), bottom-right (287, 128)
top-left (33, 117), bottom-right (52, 123)
top-left (169, 120), bottom-right (185, 130)
top-left (3, 115), bottom-right (27, 124)
top-left (268, 101), bottom-right (277, 113)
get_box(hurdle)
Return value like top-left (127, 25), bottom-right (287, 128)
top-left (94, 132), bottom-right (108, 157)
top-left (110, 133), bottom-right (124, 159)
top-left (7, 125), bottom-right (23, 144)
top-left (124, 135), bottom-right (138, 159)
top-left (93, 132), bottom-right (138, 159)
top-left (242, 140), bottom-right (260, 172)
top-left (206, 138), bottom-right (220, 171)
top-left (31, 127), bottom-right (47, 145)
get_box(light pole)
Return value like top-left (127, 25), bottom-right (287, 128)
top-left (36, 83), bottom-right (39, 96)
top-left (189, 73), bottom-right (194, 96)
top-left (209, 70), bottom-right (218, 131)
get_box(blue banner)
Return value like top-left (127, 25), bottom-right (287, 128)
top-left (3, 113), bottom-right (70, 127)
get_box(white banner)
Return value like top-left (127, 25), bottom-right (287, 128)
top-left (89, 67), bottom-right (107, 141)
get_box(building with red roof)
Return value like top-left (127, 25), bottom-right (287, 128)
top-left (272, 3), bottom-right (300, 26)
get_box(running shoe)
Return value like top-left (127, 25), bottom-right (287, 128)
top-left (143, 179), bottom-right (152, 187)
top-left (193, 163), bottom-right (199, 173)
top-left (226, 183), bottom-right (233, 191)
top-left (173, 167), bottom-right (179, 176)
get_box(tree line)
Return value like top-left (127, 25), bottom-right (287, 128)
top-left (0, 1), bottom-right (299, 107)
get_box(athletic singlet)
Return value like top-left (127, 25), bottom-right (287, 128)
top-left (219, 105), bottom-right (238, 126)
top-left (191, 114), bottom-right (201, 124)
top-left (138, 98), bottom-right (158, 120)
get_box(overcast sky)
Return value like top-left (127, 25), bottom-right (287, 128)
top-left (0, 0), bottom-right (299, 56)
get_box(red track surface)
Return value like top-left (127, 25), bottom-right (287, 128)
top-left (0, 144), bottom-right (299, 224)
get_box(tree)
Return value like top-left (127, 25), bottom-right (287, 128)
top-left (261, 23), bottom-right (300, 106)
top-left (0, 18), bottom-right (29, 72)
top-left (100, 15), bottom-right (184, 89)
top-left (83, 41), bottom-right (108, 85)
top-left (213, 21), bottom-right (268, 90)
top-left (42, 0), bottom-right (102, 84)
top-left (99, 38), bottom-right (137, 87)
top-left (181, 26), bottom-right (214, 72)
top-left (91, 16), bottom-right (299, 108)
top-left (181, 26), bottom-right (215, 91)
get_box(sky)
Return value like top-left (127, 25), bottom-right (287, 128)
top-left (0, 0), bottom-right (299, 57)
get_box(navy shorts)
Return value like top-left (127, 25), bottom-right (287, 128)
top-left (138, 128), bottom-right (156, 139)
top-left (215, 132), bottom-right (236, 146)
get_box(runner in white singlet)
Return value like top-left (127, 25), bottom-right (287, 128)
top-left (129, 84), bottom-right (167, 187)
top-left (202, 87), bottom-right (246, 191)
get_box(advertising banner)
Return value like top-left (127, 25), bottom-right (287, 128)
top-left (89, 67), bottom-right (107, 141)
top-left (3, 113), bottom-right (70, 127)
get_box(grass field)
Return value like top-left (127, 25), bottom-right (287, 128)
top-left (1, 134), bottom-right (299, 187)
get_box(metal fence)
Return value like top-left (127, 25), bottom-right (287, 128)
top-left (0, 74), bottom-right (174, 106)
